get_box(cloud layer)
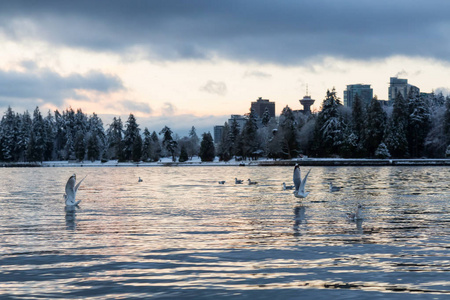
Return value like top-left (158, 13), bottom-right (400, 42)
top-left (1, 1), bottom-right (450, 64)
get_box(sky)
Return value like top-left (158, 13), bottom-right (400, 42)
top-left (1, 0), bottom-right (450, 136)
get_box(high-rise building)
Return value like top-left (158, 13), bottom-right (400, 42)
top-left (250, 97), bottom-right (275, 119)
top-left (228, 115), bottom-right (246, 132)
top-left (344, 84), bottom-right (373, 107)
top-left (388, 77), bottom-right (420, 102)
top-left (213, 125), bottom-right (224, 143)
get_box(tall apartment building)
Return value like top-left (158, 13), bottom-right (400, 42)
top-left (388, 77), bottom-right (420, 102)
top-left (250, 97), bottom-right (275, 119)
top-left (213, 125), bottom-right (224, 143)
top-left (343, 84), bottom-right (373, 107)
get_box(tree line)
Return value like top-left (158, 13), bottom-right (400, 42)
top-left (216, 88), bottom-right (450, 160)
top-left (1, 88), bottom-right (450, 163)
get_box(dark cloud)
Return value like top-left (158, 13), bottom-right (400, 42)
top-left (200, 81), bottom-right (227, 96)
top-left (1, 1), bottom-right (450, 63)
top-left (0, 67), bottom-right (124, 105)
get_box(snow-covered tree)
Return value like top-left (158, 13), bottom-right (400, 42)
top-left (150, 131), bottom-right (161, 161)
top-left (199, 132), bottom-right (215, 162)
top-left (0, 106), bottom-right (18, 161)
top-left (384, 92), bottom-right (409, 158)
top-left (374, 142), bottom-right (391, 158)
top-left (159, 126), bottom-right (178, 162)
top-left (407, 92), bottom-right (431, 157)
top-left (106, 117), bottom-right (124, 160)
top-left (123, 114), bottom-right (141, 161)
top-left (187, 126), bottom-right (200, 158)
top-left (364, 97), bottom-right (387, 157)
top-left (74, 131), bottom-right (86, 161)
top-left (238, 108), bottom-right (260, 159)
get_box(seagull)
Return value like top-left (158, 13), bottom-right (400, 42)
top-left (248, 179), bottom-right (258, 185)
top-left (64, 174), bottom-right (87, 206)
top-left (346, 204), bottom-right (363, 221)
top-left (293, 164), bottom-right (311, 198)
top-left (283, 182), bottom-right (295, 190)
top-left (329, 182), bottom-right (342, 192)
top-left (138, 177), bottom-right (143, 182)
top-left (218, 181), bottom-right (225, 184)
top-left (235, 178), bottom-right (244, 184)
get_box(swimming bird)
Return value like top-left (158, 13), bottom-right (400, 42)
top-left (218, 181), bottom-right (225, 184)
top-left (248, 179), bottom-right (257, 185)
top-left (346, 204), bottom-right (363, 221)
top-left (293, 164), bottom-right (311, 198)
top-left (138, 177), bottom-right (143, 182)
top-left (329, 182), bottom-right (342, 192)
top-left (235, 178), bottom-right (244, 184)
top-left (283, 182), bottom-right (295, 190)
top-left (64, 174), bottom-right (87, 206)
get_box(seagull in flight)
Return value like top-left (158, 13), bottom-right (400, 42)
top-left (293, 164), bottom-right (311, 198)
top-left (346, 204), bottom-right (363, 221)
top-left (329, 182), bottom-right (342, 192)
top-left (64, 174), bottom-right (87, 206)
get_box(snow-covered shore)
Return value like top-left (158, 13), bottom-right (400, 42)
top-left (2, 157), bottom-right (450, 167)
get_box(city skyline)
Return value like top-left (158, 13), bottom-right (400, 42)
top-left (1, 1), bottom-right (450, 135)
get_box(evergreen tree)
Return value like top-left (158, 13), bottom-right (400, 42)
top-left (384, 92), bottom-right (409, 158)
top-left (141, 128), bottom-right (152, 162)
top-left (238, 108), bottom-right (260, 159)
top-left (217, 122), bottom-right (233, 161)
top-left (17, 111), bottom-right (32, 161)
top-left (364, 97), bottom-right (387, 157)
top-left (312, 88), bottom-right (345, 157)
top-left (123, 113), bottom-right (141, 161)
top-left (106, 117), bottom-right (123, 160)
top-left (30, 107), bottom-right (45, 162)
top-left (43, 111), bottom-right (55, 161)
top-left (74, 131), bottom-right (86, 161)
top-left (159, 126), bottom-right (178, 161)
top-left (0, 106), bottom-right (17, 161)
top-left (261, 107), bottom-right (271, 127)
top-left (349, 93), bottom-right (366, 157)
top-left (187, 126), bottom-right (200, 158)
top-left (150, 131), bottom-right (161, 161)
top-left (444, 96), bottom-right (450, 145)
top-left (407, 92), bottom-right (431, 157)
top-left (199, 132), bottom-right (215, 162)
top-left (279, 105), bottom-right (300, 159)
top-left (179, 144), bottom-right (189, 162)
top-left (88, 113), bottom-right (106, 159)
top-left (87, 133), bottom-right (100, 162)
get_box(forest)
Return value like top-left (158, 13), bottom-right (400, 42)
top-left (1, 88), bottom-right (450, 163)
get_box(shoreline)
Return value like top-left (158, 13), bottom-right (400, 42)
top-left (1, 158), bottom-right (450, 167)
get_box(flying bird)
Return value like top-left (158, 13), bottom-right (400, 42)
top-left (329, 182), bottom-right (342, 192)
top-left (64, 174), bottom-right (87, 206)
top-left (293, 164), bottom-right (311, 198)
top-left (247, 179), bottom-right (258, 185)
top-left (283, 182), bottom-right (295, 190)
top-left (235, 178), bottom-right (244, 184)
top-left (346, 204), bottom-right (363, 221)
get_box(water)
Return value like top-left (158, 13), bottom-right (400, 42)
top-left (0, 166), bottom-right (449, 299)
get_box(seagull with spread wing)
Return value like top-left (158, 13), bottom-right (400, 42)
top-left (293, 164), bottom-right (311, 198)
top-left (64, 174), bottom-right (87, 206)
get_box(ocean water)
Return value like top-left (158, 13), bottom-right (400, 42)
top-left (0, 166), bottom-right (449, 299)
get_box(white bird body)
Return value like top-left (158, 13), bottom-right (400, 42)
top-left (64, 174), bottom-right (86, 206)
top-left (235, 178), bottom-right (244, 184)
top-left (283, 182), bottom-right (295, 190)
top-left (329, 182), bottom-right (342, 192)
top-left (293, 164), bottom-right (311, 198)
top-left (248, 179), bottom-right (258, 185)
top-left (346, 204), bottom-right (363, 221)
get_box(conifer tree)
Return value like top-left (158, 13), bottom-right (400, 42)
top-left (74, 131), bottom-right (86, 161)
top-left (159, 126), bottom-right (178, 161)
top-left (407, 92), bottom-right (430, 157)
top-left (384, 92), bottom-right (409, 158)
top-left (141, 128), bottom-right (152, 162)
top-left (239, 108), bottom-right (260, 159)
top-left (150, 131), bottom-right (161, 161)
top-left (179, 144), bottom-right (189, 162)
top-left (106, 117), bottom-right (123, 160)
top-left (279, 105), bottom-right (300, 158)
top-left (199, 132), bottom-right (215, 162)
top-left (123, 114), bottom-right (141, 161)
top-left (364, 97), bottom-right (387, 157)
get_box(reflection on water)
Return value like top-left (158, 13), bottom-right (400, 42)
top-left (0, 166), bottom-right (449, 299)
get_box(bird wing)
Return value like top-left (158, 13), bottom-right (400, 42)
top-left (74, 175), bottom-right (87, 193)
top-left (299, 169), bottom-right (311, 193)
top-left (293, 165), bottom-right (301, 191)
top-left (65, 175), bottom-right (76, 199)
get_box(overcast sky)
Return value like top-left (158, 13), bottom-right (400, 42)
top-left (1, 0), bottom-right (450, 135)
